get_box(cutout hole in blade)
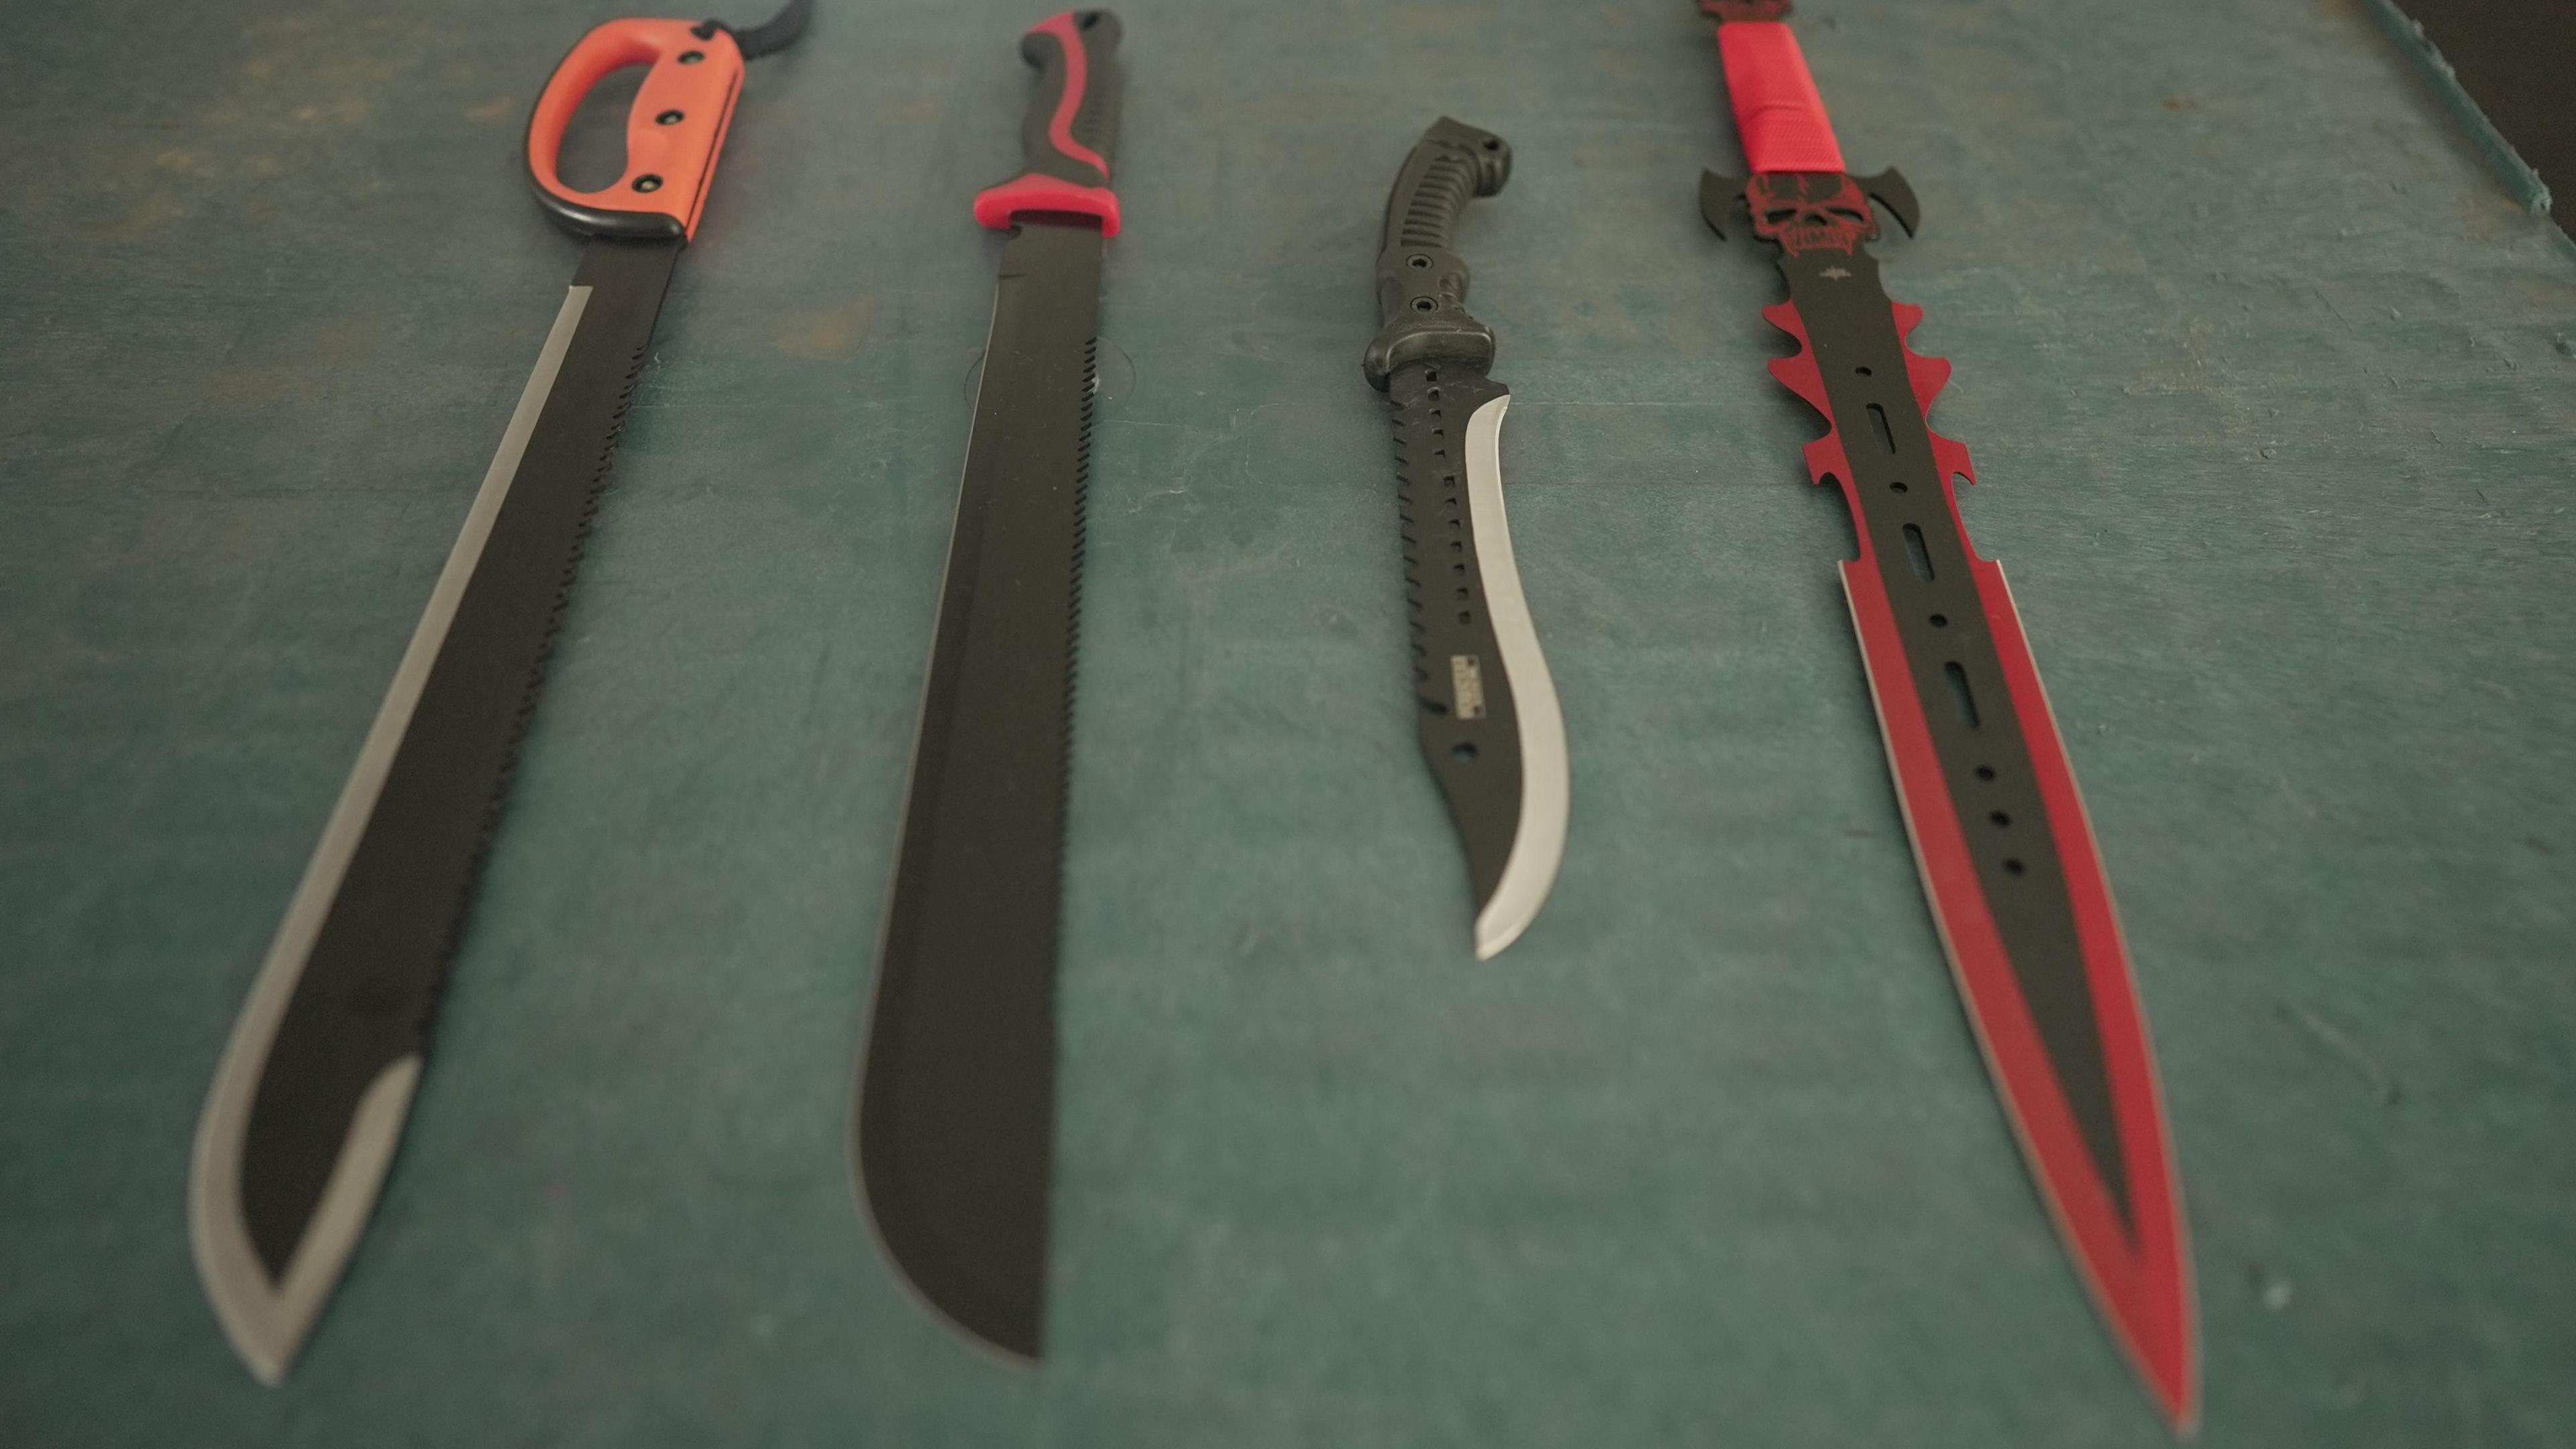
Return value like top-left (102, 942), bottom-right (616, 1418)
top-left (1943, 662), bottom-right (1981, 728)
top-left (1867, 403), bottom-right (1897, 455)
top-left (1902, 525), bottom-right (1936, 582)
top-left (1452, 741), bottom-right (1478, 763)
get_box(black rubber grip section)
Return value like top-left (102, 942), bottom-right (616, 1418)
top-left (1364, 118), bottom-right (1511, 389)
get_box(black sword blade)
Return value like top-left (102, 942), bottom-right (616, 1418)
top-left (856, 218), bottom-right (1103, 1362)
top-left (190, 239), bottom-right (678, 1383)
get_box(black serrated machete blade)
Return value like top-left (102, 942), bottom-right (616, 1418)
top-left (856, 218), bottom-right (1102, 1362)
top-left (189, 238), bottom-right (677, 1383)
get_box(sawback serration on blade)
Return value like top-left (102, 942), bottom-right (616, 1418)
top-left (856, 218), bottom-right (1103, 1362)
top-left (191, 237), bottom-right (678, 1382)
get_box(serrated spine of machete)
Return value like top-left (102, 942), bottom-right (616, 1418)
top-left (1387, 367), bottom-right (1440, 696)
top-left (413, 334), bottom-right (654, 1042)
top-left (1059, 334), bottom-right (1095, 856)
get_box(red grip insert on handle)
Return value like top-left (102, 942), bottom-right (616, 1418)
top-left (1718, 21), bottom-right (1845, 174)
top-left (527, 19), bottom-right (745, 240)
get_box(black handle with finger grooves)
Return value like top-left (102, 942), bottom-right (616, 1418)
top-left (1363, 118), bottom-right (1513, 389)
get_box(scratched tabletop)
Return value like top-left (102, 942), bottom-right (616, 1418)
top-left (3, 0), bottom-right (2571, 1444)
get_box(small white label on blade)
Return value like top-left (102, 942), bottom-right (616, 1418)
top-left (1451, 654), bottom-right (1486, 720)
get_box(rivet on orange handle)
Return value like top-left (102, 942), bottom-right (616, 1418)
top-left (526, 20), bottom-right (745, 241)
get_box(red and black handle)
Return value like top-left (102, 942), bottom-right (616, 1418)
top-left (1697, 0), bottom-right (1917, 254)
top-left (523, 1), bottom-right (810, 241)
top-left (973, 11), bottom-right (1126, 236)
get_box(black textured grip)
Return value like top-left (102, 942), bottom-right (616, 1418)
top-left (1364, 118), bottom-right (1512, 390)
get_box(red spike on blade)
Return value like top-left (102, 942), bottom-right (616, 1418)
top-left (1839, 539), bottom-right (2198, 1431)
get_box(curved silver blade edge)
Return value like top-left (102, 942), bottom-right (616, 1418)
top-left (1461, 394), bottom-right (1568, 959)
top-left (189, 285), bottom-right (592, 1383)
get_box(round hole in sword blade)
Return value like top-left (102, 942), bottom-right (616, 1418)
top-left (631, 174), bottom-right (662, 193)
top-left (1855, 366), bottom-right (1872, 376)
top-left (1929, 613), bottom-right (1947, 627)
top-left (1990, 811), bottom-right (2012, 826)
top-left (2002, 858), bottom-right (2026, 876)
top-left (679, 48), bottom-right (705, 63)
top-left (1413, 298), bottom-right (1437, 312)
top-left (1409, 255), bottom-right (1432, 269)
top-left (656, 109), bottom-right (684, 125)
top-left (1452, 742), bottom-right (1479, 763)
top-left (1975, 765), bottom-right (1996, 781)
top-left (1890, 480), bottom-right (1909, 492)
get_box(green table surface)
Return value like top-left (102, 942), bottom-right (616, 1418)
top-left (4, 0), bottom-right (2571, 1444)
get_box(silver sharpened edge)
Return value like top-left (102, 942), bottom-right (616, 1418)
top-left (188, 284), bottom-right (593, 1385)
top-left (1462, 394), bottom-right (1569, 959)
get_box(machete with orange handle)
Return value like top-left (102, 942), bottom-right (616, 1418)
top-left (1695, 0), bottom-right (2198, 1428)
top-left (189, 0), bottom-right (810, 1384)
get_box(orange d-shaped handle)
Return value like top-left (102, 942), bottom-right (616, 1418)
top-left (526, 19), bottom-right (745, 241)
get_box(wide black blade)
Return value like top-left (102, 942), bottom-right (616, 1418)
top-left (191, 238), bottom-right (677, 1383)
top-left (856, 219), bottom-right (1102, 1360)
top-left (1385, 360), bottom-right (1568, 957)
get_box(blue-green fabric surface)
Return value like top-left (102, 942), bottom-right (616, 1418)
top-left (3, 0), bottom-right (2571, 1444)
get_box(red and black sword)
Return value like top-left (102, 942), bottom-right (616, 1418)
top-left (1695, 1), bottom-right (2196, 1426)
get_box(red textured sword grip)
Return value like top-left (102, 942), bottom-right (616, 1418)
top-left (1718, 21), bottom-right (1845, 174)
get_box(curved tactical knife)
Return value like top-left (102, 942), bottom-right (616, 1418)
top-left (1693, 1), bottom-right (2196, 1426)
top-left (188, 0), bottom-right (811, 1384)
top-left (1363, 119), bottom-right (1569, 959)
top-left (854, 10), bottom-right (1122, 1363)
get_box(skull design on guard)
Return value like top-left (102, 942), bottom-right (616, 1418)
top-left (1746, 172), bottom-right (1877, 256)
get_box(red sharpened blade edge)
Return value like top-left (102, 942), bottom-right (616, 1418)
top-left (1773, 297), bottom-right (2199, 1430)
